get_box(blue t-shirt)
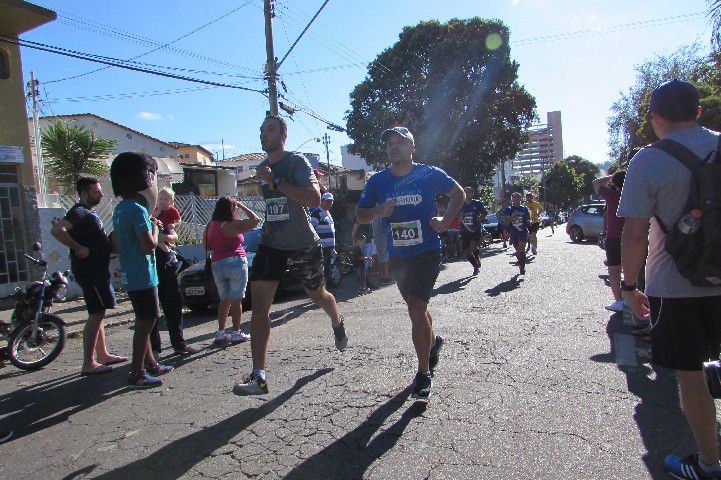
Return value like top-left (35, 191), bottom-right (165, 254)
top-left (504, 205), bottom-right (531, 233)
top-left (357, 163), bottom-right (456, 259)
top-left (460, 199), bottom-right (487, 233)
top-left (112, 199), bottom-right (158, 291)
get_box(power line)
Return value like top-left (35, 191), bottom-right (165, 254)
top-left (2, 36), bottom-right (267, 94)
top-left (55, 14), bottom-right (260, 74)
top-left (276, 0), bottom-right (331, 70)
top-left (512, 11), bottom-right (705, 45)
top-left (47, 1), bottom-right (257, 84)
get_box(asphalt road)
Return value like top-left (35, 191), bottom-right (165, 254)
top-left (0, 228), bottom-right (700, 479)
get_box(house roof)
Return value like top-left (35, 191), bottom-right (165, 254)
top-left (37, 113), bottom-right (177, 150)
top-left (167, 142), bottom-right (215, 159)
top-left (221, 152), bottom-right (266, 164)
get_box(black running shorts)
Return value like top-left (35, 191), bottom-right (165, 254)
top-left (128, 287), bottom-right (160, 320)
top-left (529, 222), bottom-right (540, 234)
top-left (389, 249), bottom-right (442, 304)
top-left (649, 296), bottom-right (721, 371)
top-left (605, 237), bottom-right (621, 267)
top-left (460, 231), bottom-right (481, 250)
top-left (250, 243), bottom-right (325, 292)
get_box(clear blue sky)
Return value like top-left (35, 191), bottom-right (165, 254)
top-left (20, 0), bottom-right (713, 167)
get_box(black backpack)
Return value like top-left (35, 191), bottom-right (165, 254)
top-left (650, 135), bottom-right (721, 287)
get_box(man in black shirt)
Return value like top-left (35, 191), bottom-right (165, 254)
top-left (51, 176), bottom-right (127, 375)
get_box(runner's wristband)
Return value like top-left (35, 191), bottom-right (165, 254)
top-left (621, 280), bottom-right (637, 291)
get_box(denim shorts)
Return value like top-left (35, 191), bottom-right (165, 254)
top-left (211, 255), bottom-right (248, 300)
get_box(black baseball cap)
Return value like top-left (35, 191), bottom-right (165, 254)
top-left (647, 79), bottom-right (700, 122)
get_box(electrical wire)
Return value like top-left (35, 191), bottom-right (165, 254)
top-left (2, 36), bottom-right (267, 94)
top-left (47, 1), bottom-right (257, 84)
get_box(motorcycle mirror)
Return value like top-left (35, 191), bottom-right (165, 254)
top-left (33, 242), bottom-right (41, 252)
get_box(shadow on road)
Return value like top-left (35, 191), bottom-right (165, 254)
top-left (592, 313), bottom-right (707, 479)
top-left (284, 385), bottom-right (424, 479)
top-left (484, 275), bottom-right (524, 297)
top-left (432, 276), bottom-right (474, 296)
top-left (86, 368), bottom-right (333, 480)
top-left (0, 369), bottom-right (131, 441)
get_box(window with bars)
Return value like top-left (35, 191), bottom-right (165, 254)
top-left (0, 166), bottom-right (28, 284)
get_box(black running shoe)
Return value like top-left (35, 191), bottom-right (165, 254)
top-left (429, 335), bottom-right (444, 375)
top-left (412, 371), bottom-right (433, 400)
top-left (333, 316), bottom-right (348, 351)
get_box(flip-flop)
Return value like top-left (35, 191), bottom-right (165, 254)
top-left (101, 356), bottom-right (128, 366)
top-left (81, 365), bottom-right (113, 376)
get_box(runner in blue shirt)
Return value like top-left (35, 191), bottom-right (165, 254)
top-left (459, 187), bottom-right (488, 276)
top-left (504, 191), bottom-right (531, 275)
top-left (356, 126), bottom-right (464, 400)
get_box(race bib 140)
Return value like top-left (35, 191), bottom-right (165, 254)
top-left (390, 220), bottom-right (423, 247)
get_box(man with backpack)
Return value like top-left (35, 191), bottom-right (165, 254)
top-left (618, 79), bottom-right (721, 479)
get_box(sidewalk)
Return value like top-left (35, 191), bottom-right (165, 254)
top-left (0, 292), bottom-right (137, 336)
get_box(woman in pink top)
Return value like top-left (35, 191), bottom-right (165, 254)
top-left (203, 197), bottom-right (261, 344)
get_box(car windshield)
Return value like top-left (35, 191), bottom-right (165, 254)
top-left (242, 229), bottom-right (262, 252)
top-left (484, 214), bottom-right (497, 223)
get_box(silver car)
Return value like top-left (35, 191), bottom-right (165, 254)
top-left (566, 203), bottom-right (606, 243)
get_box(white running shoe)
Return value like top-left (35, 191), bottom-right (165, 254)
top-left (604, 300), bottom-right (624, 312)
top-left (214, 330), bottom-right (231, 344)
top-left (231, 331), bottom-right (251, 344)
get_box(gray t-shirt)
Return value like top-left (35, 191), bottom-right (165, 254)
top-left (617, 126), bottom-right (721, 298)
top-left (259, 152), bottom-right (321, 250)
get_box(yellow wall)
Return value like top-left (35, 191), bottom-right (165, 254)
top-left (0, 40), bottom-right (34, 187)
top-left (176, 146), bottom-right (214, 166)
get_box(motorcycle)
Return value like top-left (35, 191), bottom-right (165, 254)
top-left (325, 245), bottom-right (356, 289)
top-left (0, 243), bottom-right (70, 370)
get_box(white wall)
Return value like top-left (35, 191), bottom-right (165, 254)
top-left (34, 115), bottom-right (178, 160)
top-left (341, 145), bottom-right (373, 172)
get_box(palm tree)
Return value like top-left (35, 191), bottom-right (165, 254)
top-left (41, 120), bottom-right (116, 190)
top-left (710, 0), bottom-right (721, 50)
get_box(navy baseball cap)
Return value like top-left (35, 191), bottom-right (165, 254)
top-left (647, 79), bottom-right (700, 121)
top-left (381, 126), bottom-right (415, 145)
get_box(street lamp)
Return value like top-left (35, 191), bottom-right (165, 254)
top-left (295, 137), bottom-right (321, 151)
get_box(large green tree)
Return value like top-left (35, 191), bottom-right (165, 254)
top-left (41, 120), bottom-right (115, 189)
top-left (564, 155), bottom-right (600, 197)
top-left (607, 46), bottom-right (721, 167)
top-left (345, 18), bottom-right (536, 188)
top-left (541, 161), bottom-right (583, 208)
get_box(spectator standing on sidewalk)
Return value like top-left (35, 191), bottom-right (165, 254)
top-left (618, 79), bottom-right (721, 480)
top-left (309, 193), bottom-right (336, 281)
top-left (204, 197), bottom-right (260, 345)
top-left (371, 216), bottom-right (392, 284)
top-left (51, 176), bottom-right (127, 375)
top-left (593, 170), bottom-right (626, 313)
top-left (111, 152), bottom-right (173, 388)
top-left (150, 187), bottom-right (197, 356)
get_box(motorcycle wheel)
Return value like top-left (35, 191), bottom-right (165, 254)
top-left (9, 314), bottom-right (67, 370)
top-left (326, 262), bottom-right (343, 289)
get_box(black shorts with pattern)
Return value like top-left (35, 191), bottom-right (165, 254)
top-left (250, 243), bottom-right (325, 292)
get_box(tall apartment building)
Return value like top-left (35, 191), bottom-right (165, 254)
top-left (512, 111), bottom-right (563, 177)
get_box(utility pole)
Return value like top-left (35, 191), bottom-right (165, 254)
top-left (221, 138), bottom-right (225, 161)
top-left (263, 0), bottom-right (279, 115)
top-left (322, 132), bottom-right (331, 189)
top-left (28, 71), bottom-right (45, 207)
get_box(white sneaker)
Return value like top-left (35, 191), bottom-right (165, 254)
top-left (214, 330), bottom-right (230, 344)
top-left (230, 331), bottom-right (251, 344)
top-left (604, 300), bottom-right (624, 312)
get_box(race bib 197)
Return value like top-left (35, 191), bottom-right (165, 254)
top-left (266, 197), bottom-right (289, 222)
top-left (390, 220), bottom-right (423, 247)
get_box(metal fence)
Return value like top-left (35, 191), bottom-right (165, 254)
top-left (57, 194), bottom-right (266, 244)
